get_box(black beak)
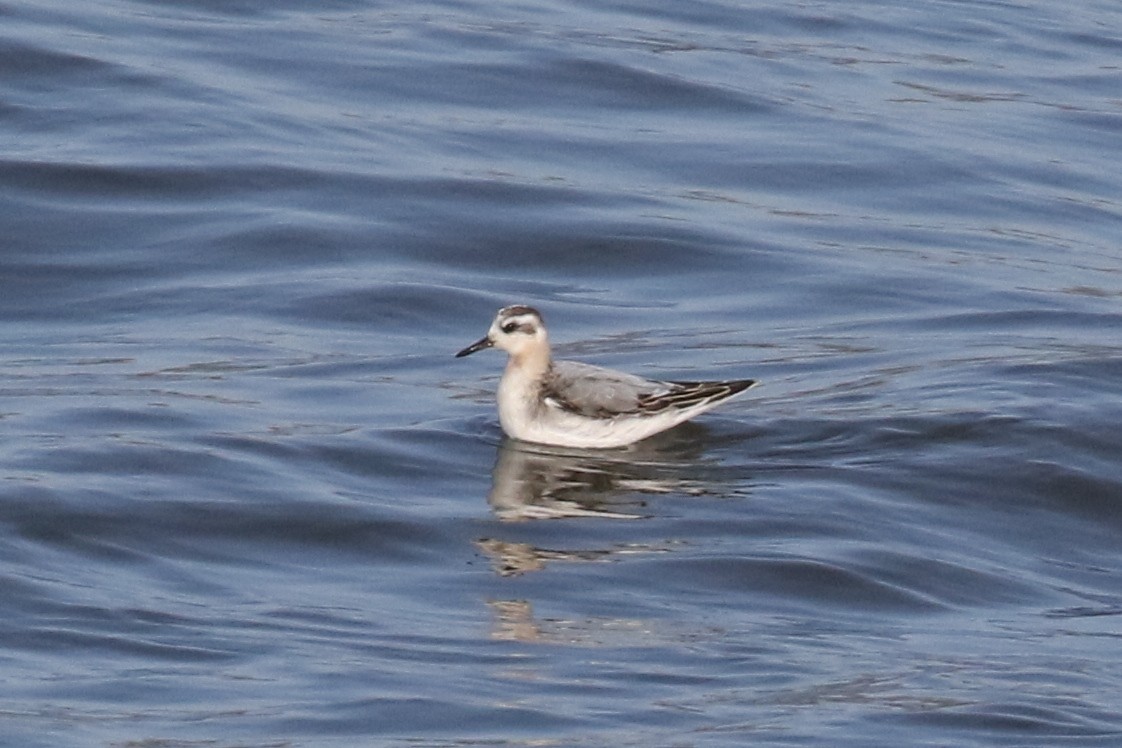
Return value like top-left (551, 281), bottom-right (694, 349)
top-left (455, 336), bottom-right (493, 358)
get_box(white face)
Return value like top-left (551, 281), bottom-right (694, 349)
top-left (456, 305), bottom-right (548, 359)
top-left (488, 307), bottom-right (546, 356)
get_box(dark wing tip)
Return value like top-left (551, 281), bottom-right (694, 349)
top-left (727, 379), bottom-right (758, 395)
top-left (665, 378), bottom-right (758, 394)
top-left (639, 378), bottom-right (758, 412)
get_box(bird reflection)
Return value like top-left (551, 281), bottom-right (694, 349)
top-left (475, 537), bottom-right (620, 577)
top-left (484, 429), bottom-right (712, 522)
top-left (476, 426), bottom-right (730, 579)
top-left (475, 428), bottom-right (746, 641)
top-left (486, 599), bottom-right (541, 642)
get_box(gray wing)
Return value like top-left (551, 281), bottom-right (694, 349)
top-left (545, 360), bottom-right (757, 418)
top-left (544, 360), bottom-right (667, 417)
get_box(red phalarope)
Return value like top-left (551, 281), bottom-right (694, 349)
top-left (456, 305), bottom-right (757, 448)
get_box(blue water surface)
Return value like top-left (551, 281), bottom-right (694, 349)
top-left (1, 0), bottom-right (1121, 746)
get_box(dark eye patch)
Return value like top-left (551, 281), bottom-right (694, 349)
top-left (501, 319), bottom-right (536, 334)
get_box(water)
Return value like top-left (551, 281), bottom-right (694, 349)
top-left (2, 0), bottom-right (1121, 745)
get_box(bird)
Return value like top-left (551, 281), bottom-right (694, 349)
top-left (455, 305), bottom-right (757, 448)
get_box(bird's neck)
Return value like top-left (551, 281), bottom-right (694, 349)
top-left (504, 338), bottom-right (552, 383)
top-left (507, 343), bottom-right (551, 382)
